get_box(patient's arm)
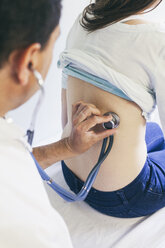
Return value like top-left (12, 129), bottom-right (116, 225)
top-left (61, 88), bottom-right (68, 129)
top-left (154, 51), bottom-right (165, 136)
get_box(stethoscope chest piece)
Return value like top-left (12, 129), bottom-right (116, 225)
top-left (102, 112), bottom-right (120, 129)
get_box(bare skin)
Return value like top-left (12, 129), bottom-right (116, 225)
top-left (62, 78), bottom-right (147, 192)
top-left (61, 18), bottom-right (150, 192)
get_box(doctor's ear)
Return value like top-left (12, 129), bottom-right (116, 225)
top-left (9, 43), bottom-right (41, 86)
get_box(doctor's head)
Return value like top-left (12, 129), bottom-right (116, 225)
top-left (0, 0), bottom-right (61, 113)
top-left (81, 0), bottom-right (162, 32)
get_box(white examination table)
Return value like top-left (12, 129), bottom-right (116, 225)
top-left (44, 161), bottom-right (165, 248)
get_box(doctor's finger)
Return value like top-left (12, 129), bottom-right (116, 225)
top-left (72, 101), bottom-right (83, 116)
top-left (72, 101), bottom-right (98, 117)
top-left (80, 115), bottom-right (113, 132)
top-left (73, 105), bottom-right (101, 126)
top-left (72, 101), bottom-right (88, 116)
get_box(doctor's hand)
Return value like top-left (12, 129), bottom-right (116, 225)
top-left (33, 101), bottom-right (117, 169)
top-left (64, 101), bottom-right (117, 155)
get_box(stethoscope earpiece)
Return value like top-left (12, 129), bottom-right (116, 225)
top-left (102, 112), bottom-right (120, 129)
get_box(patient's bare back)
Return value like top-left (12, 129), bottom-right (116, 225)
top-left (62, 76), bottom-right (147, 192)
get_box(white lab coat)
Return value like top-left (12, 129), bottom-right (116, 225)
top-left (0, 117), bottom-right (73, 248)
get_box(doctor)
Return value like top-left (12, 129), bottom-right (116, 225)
top-left (0, 0), bottom-right (115, 247)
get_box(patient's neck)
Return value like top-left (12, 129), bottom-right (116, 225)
top-left (123, 19), bottom-right (151, 25)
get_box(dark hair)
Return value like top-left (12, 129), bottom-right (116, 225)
top-left (0, 0), bottom-right (61, 68)
top-left (81, 0), bottom-right (162, 32)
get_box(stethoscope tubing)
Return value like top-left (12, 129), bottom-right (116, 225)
top-left (31, 135), bottom-right (114, 202)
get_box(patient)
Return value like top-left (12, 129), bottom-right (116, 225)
top-left (59, 0), bottom-right (165, 218)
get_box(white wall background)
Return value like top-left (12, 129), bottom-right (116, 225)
top-left (9, 0), bottom-right (165, 146)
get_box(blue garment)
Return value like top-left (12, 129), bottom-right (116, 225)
top-left (63, 65), bottom-right (132, 101)
top-left (62, 122), bottom-right (165, 218)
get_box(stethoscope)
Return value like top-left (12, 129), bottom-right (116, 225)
top-left (28, 68), bottom-right (120, 202)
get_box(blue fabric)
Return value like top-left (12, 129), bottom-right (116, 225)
top-left (63, 65), bottom-right (132, 101)
top-left (62, 122), bottom-right (165, 218)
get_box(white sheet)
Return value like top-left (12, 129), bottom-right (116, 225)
top-left (44, 162), bottom-right (165, 248)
